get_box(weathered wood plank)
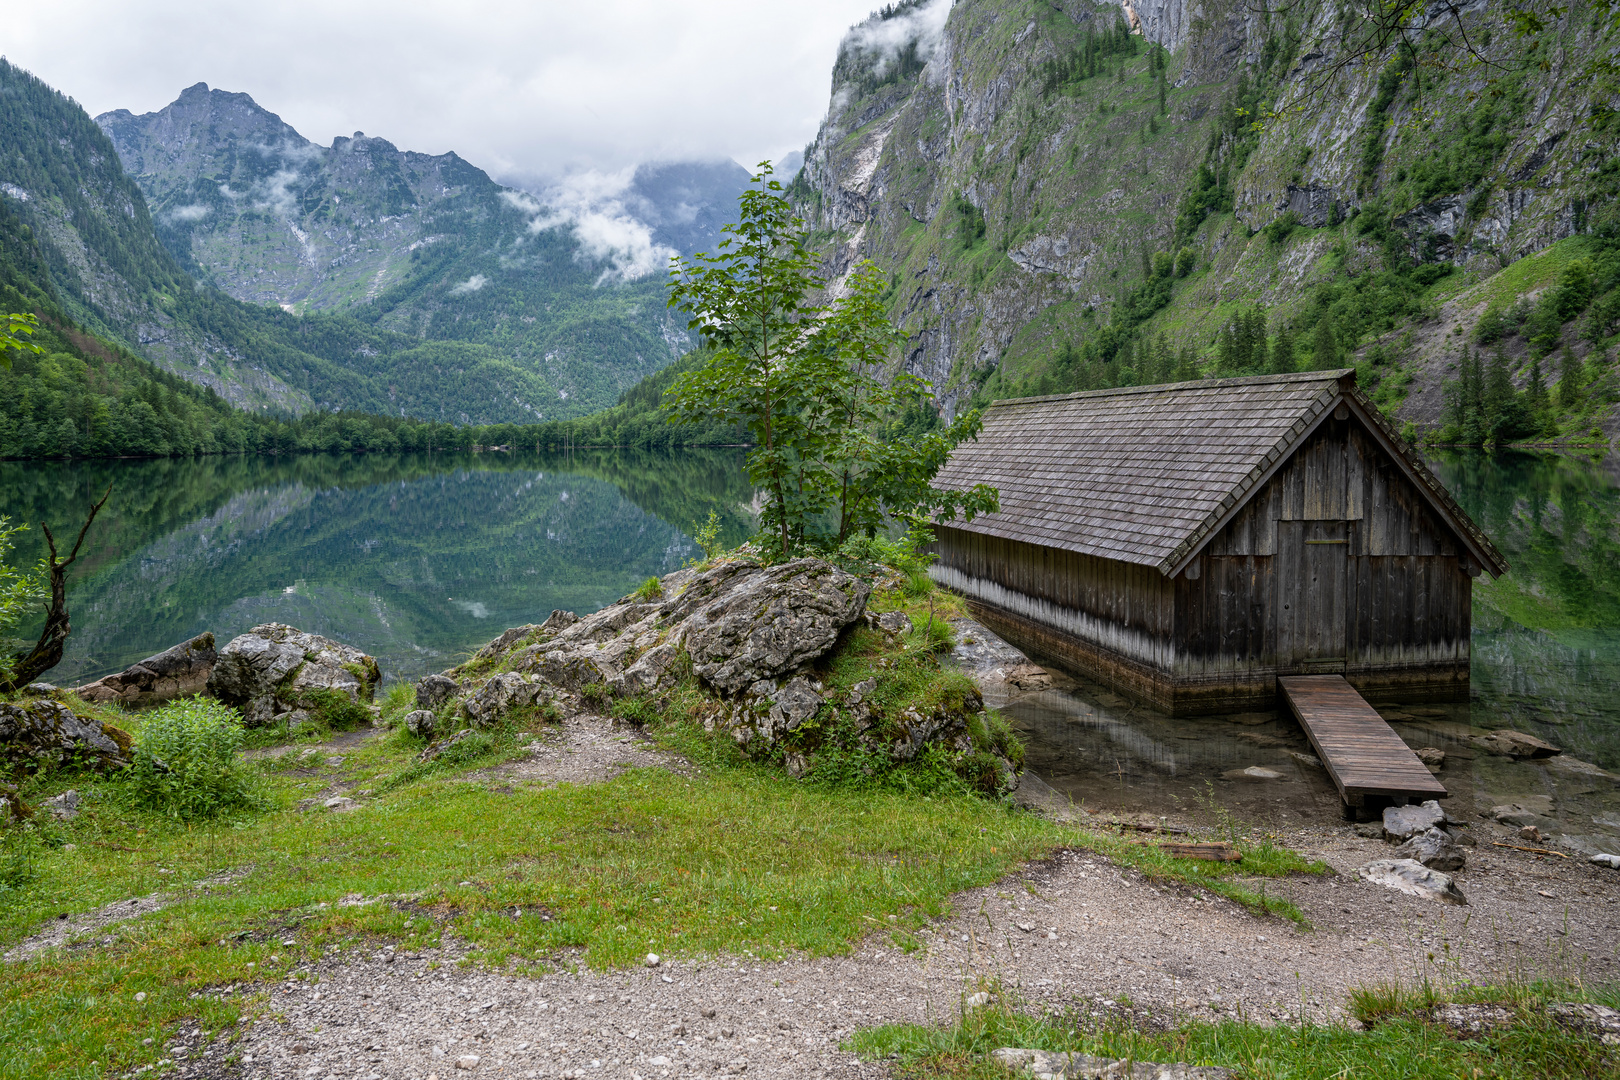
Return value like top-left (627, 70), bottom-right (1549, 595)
top-left (1280, 674), bottom-right (1448, 802)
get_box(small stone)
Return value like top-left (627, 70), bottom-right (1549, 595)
top-left (648, 1056), bottom-right (672, 1067)
top-left (1591, 853), bottom-right (1620, 869)
top-left (1518, 825), bottom-right (1543, 843)
top-left (1223, 766), bottom-right (1284, 781)
top-left (135, 992), bottom-right (146, 1002)
top-left (403, 709), bottom-right (437, 738)
top-left (1415, 747), bottom-right (1445, 771)
top-left (324, 796), bottom-right (358, 812)
top-left (645, 953), bottom-right (661, 967)
top-left (61, 843), bottom-right (76, 852)
top-left (455, 1054), bottom-right (480, 1070)
top-left (701, 1007), bottom-right (717, 1018)
top-left (42, 789), bottom-right (81, 822)
top-left (965, 992), bottom-right (992, 1008)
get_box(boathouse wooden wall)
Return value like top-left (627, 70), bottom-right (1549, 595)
top-left (933, 414), bottom-right (1475, 714)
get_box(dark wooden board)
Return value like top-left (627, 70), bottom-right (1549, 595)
top-left (1280, 674), bottom-right (1448, 803)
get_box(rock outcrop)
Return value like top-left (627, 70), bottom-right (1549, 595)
top-left (0, 699), bottom-right (132, 770)
top-left (206, 623), bottom-right (379, 727)
top-left (422, 558), bottom-right (1020, 792)
top-left (74, 633), bottom-right (216, 706)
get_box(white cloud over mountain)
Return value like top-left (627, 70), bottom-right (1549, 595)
top-left (8, 0), bottom-right (892, 183)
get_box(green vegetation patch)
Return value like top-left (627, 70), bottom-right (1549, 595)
top-left (850, 981), bottom-right (1620, 1080)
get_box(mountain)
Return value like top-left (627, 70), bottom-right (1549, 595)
top-left (93, 83), bottom-right (698, 418)
top-left (796, 0), bottom-right (1620, 442)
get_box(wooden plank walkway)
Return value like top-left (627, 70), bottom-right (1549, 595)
top-left (1279, 674), bottom-right (1447, 807)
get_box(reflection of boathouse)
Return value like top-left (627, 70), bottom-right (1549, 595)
top-left (931, 370), bottom-right (1508, 716)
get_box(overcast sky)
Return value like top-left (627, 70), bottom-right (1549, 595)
top-left (5, 0), bottom-right (886, 183)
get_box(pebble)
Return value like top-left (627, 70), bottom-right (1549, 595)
top-left (645, 952), bottom-right (661, 967)
top-left (455, 1053), bottom-right (480, 1070)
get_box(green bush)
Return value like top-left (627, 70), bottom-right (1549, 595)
top-left (120, 697), bottom-right (264, 820)
top-left (631, 576), bottom-right (663, 602)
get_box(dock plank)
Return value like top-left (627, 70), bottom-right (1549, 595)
top-left (1279, 674), bottom-right (1447, 805)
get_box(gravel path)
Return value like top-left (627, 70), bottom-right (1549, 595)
top-left (155, 805), bottom-right (1620, 1080)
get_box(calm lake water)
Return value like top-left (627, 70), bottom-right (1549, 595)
top-left (3, 447), bottom-right (1617, 849)
top-left (2, 450), bottom-right (751, 686)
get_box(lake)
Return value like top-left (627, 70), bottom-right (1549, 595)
top-left (4, 447), bottom-right (1618, 849)
top-left (1, 450), bottom-right (752, 686)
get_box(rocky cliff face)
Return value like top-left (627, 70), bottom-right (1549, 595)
top-left (796, 0), bottom-right (1613, 427)
top-left (98, 84), bottom-right (504, 313)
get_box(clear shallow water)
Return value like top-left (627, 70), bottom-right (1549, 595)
top-left (993, 450), bottom-right (1620, 852)
top-left (1, 450), bottom-right (751, 686)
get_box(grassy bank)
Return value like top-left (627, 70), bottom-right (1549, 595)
top-left (851, 980), bottom-right (1620, 1079)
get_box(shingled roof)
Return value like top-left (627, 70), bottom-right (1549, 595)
top-left (933, 369), bottom-right (1507, 577)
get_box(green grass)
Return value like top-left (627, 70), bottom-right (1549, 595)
top-left (0, 713), bottom-right (1067, 1079)
top-left (850, 984), bottom-right (1620, 1079)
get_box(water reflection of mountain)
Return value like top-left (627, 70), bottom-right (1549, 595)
top-left (1430, 450), bottom-right (1620, 770)
top-left (2, 450), bottom-right (751, 684)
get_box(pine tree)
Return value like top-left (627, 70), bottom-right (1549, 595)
top-left (1312, 314), bottom-right (1338, 369)
top-left (1158, 70), bottom-right (1168, 115)
top-left (1527, 355), bottom-right (1548, 414)
top-left (1557, 346), bottom-right (1583, 410)
top-left (1270, 325), bottom-right (1295, 373)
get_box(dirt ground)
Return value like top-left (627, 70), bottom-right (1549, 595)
top-left (137, 719), bottom-right (1620, 1080)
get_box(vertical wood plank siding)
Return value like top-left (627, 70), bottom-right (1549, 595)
top-left (935, 416), bottom-right (1473, 714)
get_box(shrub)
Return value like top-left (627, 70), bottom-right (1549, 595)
top-left (631, 576), bottom-right (663, 602)
top-left (305, 688), bottom-right (372, 731)
top-left (120, 697), bottom-right (264, 820)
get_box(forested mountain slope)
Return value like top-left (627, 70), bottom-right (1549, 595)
top-left (797, 0), bottom-right (1620, 443)
top-left (0, 64), bottom-right (707, 425)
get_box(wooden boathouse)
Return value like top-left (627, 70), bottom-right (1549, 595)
top-left (930, 370), bottom-right (1508, 716)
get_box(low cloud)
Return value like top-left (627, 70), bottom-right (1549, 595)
top-left (504, 171), bottom-right (677, 284)
top-left (217, 168), bottom-right (303, 217)
top-left (450, 273), bottom-right (489, 294)
top-left (840, 0), bottom-right (953, 80)
top-left (168, 203), bottom-right (211, 221)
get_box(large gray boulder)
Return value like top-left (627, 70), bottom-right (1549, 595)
top-left (74, 633), bottom-right (217, 706)
top-left (671, 558), bottom-right (871, 694)
top-left (207, 623), bottom-right (379, 727)
top-left (1383, 800), bottom-right (1448, 841)
top-left (1392, 826), bottom-right (1467, 871)
top-left (0, 699), bottom-right (132, 770)
top-left (1358, 858), bottom-right (1467, 905)
top-left (414, 674), bottom-right (461, 711)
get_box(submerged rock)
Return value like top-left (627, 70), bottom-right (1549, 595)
top-left (0, 699), bottom-right (132, 770)
top-left (74, 633), bottom-right (216, 706)
top-left (1472, 729), bottom-right (1562, 758)
top-left (1358, 858), bottom-right (1467, 905)
top-left (207, 624), bottom-right (379, 727)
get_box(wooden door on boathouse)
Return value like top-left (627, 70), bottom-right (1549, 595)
top-left (1278, 519), bottom-right (1350, 673)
